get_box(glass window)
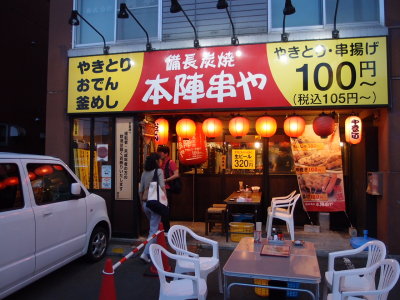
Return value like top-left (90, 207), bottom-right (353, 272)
top-left (325, 0), bottom-right (380, 24)
top-left (94, 118), bottom-right (113, 190)
top-left (0, 163), bottom-right (24, 212)
top-left (71, 117), bottom-right (113, 190)
top-left (72, 118), bottom-right (91, 188)
top-left (270, 0), bottom-right (381, 29)
top-left (271, 0), bottom-right (322, 28)
top-left (27, 164), bottom-right (79, 205)
top-left (117, 0), bottom-right (159, 40)
top-left (73, 0), bottom-right (160, 46)
top-left (190, 133), bottom-right (296, 176)
top-left (75, 0), bottom-right (115, 45)
top-left (268, 135), bottom-right (295, 174)
top-left (225, 135), bottom-right (263, 175)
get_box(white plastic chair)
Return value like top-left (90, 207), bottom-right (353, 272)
top-left (324, 240), bottom-right (387, 296)
top-left (266, 193), bottom-right (301, 241)
top-left (167, 224), bottom-right (222, 293)
top-left (272, 190), bottom-right (297, 203)
top-left (265, 190), bottom-right (296, 234)
top-left (327, 258), bottom-right (400, 300)
top-left (149, 243), bottom-right (208, 300)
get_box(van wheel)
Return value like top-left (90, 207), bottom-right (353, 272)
top-left (86, 226), bottom-right (108, 262)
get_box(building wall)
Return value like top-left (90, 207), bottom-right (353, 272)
top-left (47, 0), bottom-right (400, 252)
top-left (46, 0), bottom-right (72, 162)
top-left (377, 0), bottom-right (400, 254)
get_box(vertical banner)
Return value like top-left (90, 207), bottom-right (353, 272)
top-left (291, 124), bottom-right (346, 212)
top-left (115, 118), bottom-right (134, 200)
top-left (178, 122), bottom-right (208, 165)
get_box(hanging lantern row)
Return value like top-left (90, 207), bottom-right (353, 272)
top-left (284, 115), bottom-right (306, 138)
top-left (229, 116), bottom-right (250, 138)
top-left (202, 118), bottom-right (223, 139)
top-left (313, 113), bottom-right (336, 139)
top-left (157, 114), bottom-right (362, 144)
top-left (345, 115), bottom-right (362, 145)
top-left (255, 116), bottom-right (277, 138)
top-left (155, 118), bottom-right (169, 145)
top-left (176, 118), bottom-right (196, 140)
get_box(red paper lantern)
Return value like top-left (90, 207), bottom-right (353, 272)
top-left (176, 118), bottom-right (196, 140)
top-left (313, 113), bottom-right (335, 138)
top-left (345, 115), bottom-right (362, 144)
top-left (4, 176), bottom-right (19, 186)
top-left (255, 116), bottom-right (277, 137)
top-left (53, 165), bottom-right (64, 171)
top-left (202, 118), bottom-right (223, 139)
top-left (284, 115), bottom-right (305, 138)
top-left (155, 118), bottom-right (169, 145)
top-left (229, 116), bottom-right (250, 138)
top-left (28, 171), bottom-right (37, 181)
top-left (0, 181), bottom-right (6, 189)
top-left (178, 122), bottom-right (208, 165)
top-left (34, 165), bottom-right (54, 176)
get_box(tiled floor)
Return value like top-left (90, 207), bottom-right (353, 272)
top-left (170, 221), bottom-right (352, 255)
top-left (109, 220), bottom-right (354, 257)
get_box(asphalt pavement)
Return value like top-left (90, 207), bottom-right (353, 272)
top-left (4, 241), bottom-right (400, 300)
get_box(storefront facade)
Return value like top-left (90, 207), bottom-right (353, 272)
top-left (46, 0), bottom-right (400, 253)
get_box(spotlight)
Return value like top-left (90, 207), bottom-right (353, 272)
top-left (118, 3), bottom-right (153, 51)
top-left (69, 10), bottom-right (109, 54)
top-left (170, 0), bottom-right (199, 48)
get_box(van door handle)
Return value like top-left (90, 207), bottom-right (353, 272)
top-left (42, 211), bottom-right (52, 217)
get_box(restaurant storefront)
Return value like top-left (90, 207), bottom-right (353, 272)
top-left (66, 36), bottom-right (387, 237)
top-left (45, 0), bottom-right (400, 253)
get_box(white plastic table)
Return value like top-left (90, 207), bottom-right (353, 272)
top-left (223, 237), bottom-right (321, 299)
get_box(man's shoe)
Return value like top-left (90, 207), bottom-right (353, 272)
top-left (140, 253), bottom-right (151, 264)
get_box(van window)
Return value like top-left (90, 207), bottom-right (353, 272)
top-left (27, 164), bottom-right (79, 205)
top-left (0, 163), bottom-right (23, 212)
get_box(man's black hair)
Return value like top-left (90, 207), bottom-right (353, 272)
top-left (157, 145), bottom-right (170, 155)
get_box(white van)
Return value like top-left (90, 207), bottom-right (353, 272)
top-left (0, 153), bottom-right (111, 299)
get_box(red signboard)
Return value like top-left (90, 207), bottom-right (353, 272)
top-left (178, 122), bottom-right (208, 165)
top-left (124, 44), bottom-right (289, 111)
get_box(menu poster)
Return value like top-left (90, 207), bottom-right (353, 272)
top-left (260, 244), bottom-right (290, 257)
top-left (291, 124), bottom-right (346, 212)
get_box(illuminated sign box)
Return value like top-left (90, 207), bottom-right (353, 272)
top-left (68, 37), bottom-right (388, 114)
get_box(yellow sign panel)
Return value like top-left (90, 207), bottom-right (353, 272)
top-left (68, 53), bottom-right (144, 113)
top-left (267, 37), bottom-right (388, 106)
top-left (232, 149), bottom-right (256, 169)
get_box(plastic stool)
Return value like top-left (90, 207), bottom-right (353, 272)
top-left (205, 204), bottom-right (227, 235)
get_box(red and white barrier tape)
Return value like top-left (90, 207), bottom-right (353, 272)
top-left (112, 229), bottom-right (163, 270)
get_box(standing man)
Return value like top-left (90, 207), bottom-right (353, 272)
top-left (273, 146), bottom-right (294, 172)
top-left (157, 145), bottom-right (179, 232)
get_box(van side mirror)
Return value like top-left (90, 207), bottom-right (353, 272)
top-left (71, 183), bottom-right (82, 196)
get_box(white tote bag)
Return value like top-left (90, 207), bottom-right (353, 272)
top-left (147, 181), bottom-right (168, 206)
